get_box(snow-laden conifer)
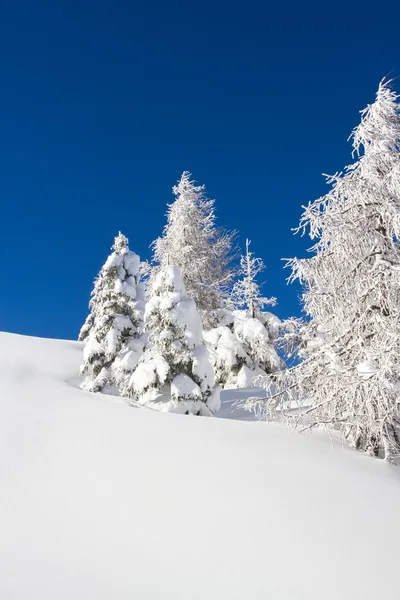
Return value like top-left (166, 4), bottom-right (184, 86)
top-left (232, 239), bottom-right (276, 318)
top-left (79, 233), bottom-right (145, 393)
top-left (204, 312), bottom-right (283, 389)
top-left (250, 80), bottom-right (400, 460)
top-left (152, 172), bottom-right (235, 329)
top-left (203, 325), bottom-right (248, 388)
top-left (127, 264), bottom-right (220, 414)
top-left (232, 240), bottom-right (282, 379)
top-left (233, 311), bottom-right (283, 380)
top-left (206, 241), bottom-right (283, 388)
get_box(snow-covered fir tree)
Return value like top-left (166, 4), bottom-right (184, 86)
top-left (79, 233), bottom-right (145, 393)
top-left (233, 311), bottom-right (283, 384)
top-left (254, 79), bottom-right (400, 461)
top-left (127, 264), bottom-right (220, 415)
top-left (232, 239), bottom-right (276, 318)
top-left (232, 240), bottom-right (282, 379)
top-left (205, 241), bottom-right (283, 388)
top-left (152, 171), bottom-right (235, 329)
top-left (203, 324), bottom-right (248, 388)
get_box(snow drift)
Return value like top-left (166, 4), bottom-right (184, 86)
top-left (1, 331), bottom-right (400, 599)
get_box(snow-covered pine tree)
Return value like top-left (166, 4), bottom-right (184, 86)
top-left (79, 233), bottom-right (145, 393)
top-left (152, 171), bottom-right (235, 329)
top-left (127, 264), bottom-right (220, 415)
top-left (203, 324), bottom-right (248, 388)
top-left (232, 239), bottom-right (275, 319)
top-left (206, 240), bottom-right (282, 388)
top-left (263, 79), bottom-right (400, 460)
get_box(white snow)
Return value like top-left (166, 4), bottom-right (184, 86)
top-left (192, 344), bottom-right (215, 391)
top-left (206, 384), bottom-right (222, 415)
top-left (129, 347), bottom-right (170, 396)
top-left (113, 338), bottom-right (145, 372)
top-left (170, 295), bottom-right (203, 347)
top-left (357, 354), bottom-right (379, 378)
top-left (1, 331), bottom-right (400, 599)
top-left (152, 263), bottom-right (186, 295)
top-left (204, 325), bottom-right (247, 386)
top-left (235, 363), bottom-right (266, 388)
top-left (124, 251), bottom-right (141, 277)
top-left (171, 373), bottom-right (201, 400)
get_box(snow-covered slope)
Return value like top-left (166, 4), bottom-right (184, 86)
top-left (1, 332), bottom-right (400, 600)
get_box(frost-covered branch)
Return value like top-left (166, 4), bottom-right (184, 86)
top-left (245, 79), bottom-right (400, 462)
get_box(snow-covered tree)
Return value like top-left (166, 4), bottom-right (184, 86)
top-left (233, 310), bottom-right (283, 379)
top-left (152, 172), bottom-right (236, 329)
top-left (232, 239), bottom-right (276, 318)
top-left (127, 264), bottom-right (220, 415)
top-left (206, 240), bottom-right (283, 388)
top-left (79, 233), bottom-right (145, 393)
top-left (203, 325), bottom-right (248, 388)
top-left (253, 79), bottom-right (400, 461)
top-left (204, 309), bottom-right (283, 389)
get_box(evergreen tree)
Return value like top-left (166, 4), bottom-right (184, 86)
top-left (260, 80), bottom-right (400, 460)
top-left (232, 240), bottom-right (282, 377)
top-left (79, 233), bottom-right (145, 393)
top-left (205, 240), bottom-right (282, 389)
top-left (232, 239), bottom-right (276, 318)
top-left (152, 172), bottom-right (235, 329)
top-left (128, 265), bottom-right (220, 415)
top-left (233, 310), bottom-right (283, 381)
top-left (204, 312), bottom-right (283, 389)
top-left (203, 324), bottom-right (249, 388)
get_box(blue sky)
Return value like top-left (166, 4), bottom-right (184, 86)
top-left (1, 2), bottom-right (400, 339)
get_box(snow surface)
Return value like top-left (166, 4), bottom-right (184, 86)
top-left (1, 331), bottom-right (400, 599)
top-left (171, 372), bottom-right (201, 400)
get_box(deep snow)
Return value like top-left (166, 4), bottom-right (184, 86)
top-left (1, 331), bottom-right (400, 599)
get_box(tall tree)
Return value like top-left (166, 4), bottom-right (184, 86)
top-left (152, 171), bottom-right (235, 329)
top-left (262, 80), bottom-right (400, 460)
top-left (79, 233), bottom-right (145, 393)
top-left (128, 265), bottom-right (220, 414)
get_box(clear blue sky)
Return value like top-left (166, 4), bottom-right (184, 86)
top-left (1, 2), bottom-right (399, 339)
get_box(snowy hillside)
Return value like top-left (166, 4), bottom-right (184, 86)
top-left (1, 332), bottom-right (400, 600)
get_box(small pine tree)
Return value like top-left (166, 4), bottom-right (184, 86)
top-left (210, 240), bottom-right (283, 387)
top-left (232, 239), bottom-right (276, 318)
top-left (79, 233), bottom-right (145, 393)
top-left (233, 310), bottom-right (283, 382)
top-left (128, 265), bottom-right (220, 414)
top-left (203, 325), bottom-right (248, 388)
top-left (152, 172), bottom-right (236, 329)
